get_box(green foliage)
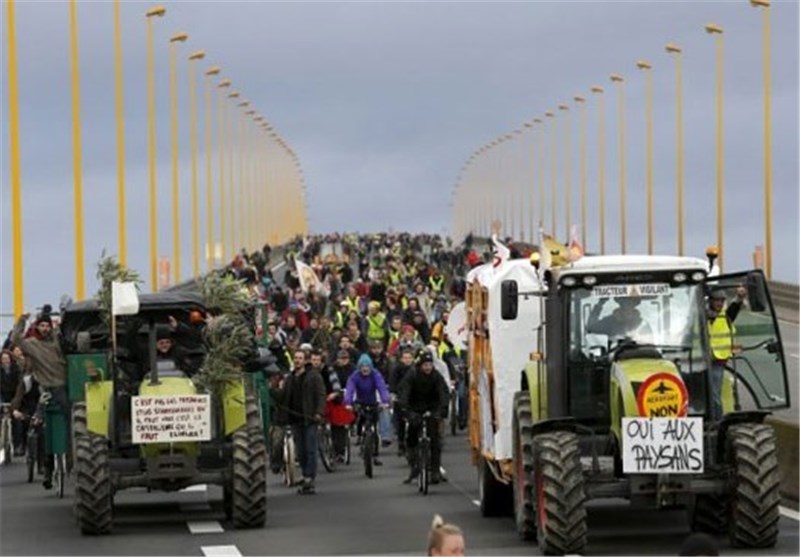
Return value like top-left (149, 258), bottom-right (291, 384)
top-left (194, 314), bottom-right (253, 398)
top-left (95, 251), bottom-right (142, 323)
top-left (197, 273), bottom-right (252, 316)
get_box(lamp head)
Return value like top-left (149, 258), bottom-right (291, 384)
top-left (574, 96), bottom-right (585, 103)
top-left (218, 79), bottom-right (231, 87)
top-left (205, 66), bottom-right (221, 76)
top-left (228, 92), bottom-right (240, 99)
top-left (146, 6), bottom-right (166, 17)
top-left (590, 85), bottom-right (604, 93)
top-left (237, 101), bottom-right (249, 107)
top-left (610, 73), bottom-right (624, 82)
top-left (188, 50), bottom-right (205, 61)
top-left (545, 111), bottom-right (554, 117)
top-left (533, 118), bottom-right (543, 123)
top-left (170, 32), bottom-right (189, 43)
top-left (558, 104), bottom-right (569, 111)
top-left (705, 23), bottom-right (724, 34)
top-left (636, 60), bottom-right (652, 70)
top-left (665, 43), bottom-right (682, 54)
top-left (750, 0), bottom-right (770, 7)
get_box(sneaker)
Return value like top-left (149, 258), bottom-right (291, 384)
top-left (43, 478), bottom-right (53, 490)
top-left (430, 472), bottom-right (441, 485)
top-left (402, 469), bottom-right (419, 485)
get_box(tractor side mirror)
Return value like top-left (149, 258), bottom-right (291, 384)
top-left (500, 280), bottom-right (519, 320)
top-left (747, 272), bottom-right (768, 313)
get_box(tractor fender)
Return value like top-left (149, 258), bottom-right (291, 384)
top-left (529, 417), bottom-right (578, 438)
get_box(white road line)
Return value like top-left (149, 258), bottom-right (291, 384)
top-left (780, 506), bottom-right (800, 521)
top-left (188, 521), bottom-right (224, 534)
top-left (270, 261), bottom-right (287, 272)
top-left (201, 545), bottom-right (242, 557)
top-left (182, 484), bottom-right (208, 493)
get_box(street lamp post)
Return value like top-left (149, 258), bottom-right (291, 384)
top-left (237, 100), bottom-right (250, 254)
top-left (610, 74), bottom-right (626, 253)
top-left (204, 66), bottom-right (220, 269)
top-left (524, 122), bottom-right (535, 243)
top-left (666, 43), bottom-right (684, 256)
top-left (545, 111), bottom-right (556, 235)
top-left (146, 5), bottom-right (166, 292)
top-left (188, 50), bottom-right (205, 278)
top-left (706, 24), bottom-right (725, 269)
top-left (113, 0), bottom-right (127, 266)
top-left (228, 92), bottom-right (240, 259)
top-left (750, 0), bottom-right (772, 277)
top-left (591, 86), bottom-right (606, 254)
top-left (68, 0), bottom-right (86, 300)
top-left (533, 118), bottom-right (544, 235)
top-left (169, 31), bottom-right (188, 284)
top-left (559, 104), bottom-right (571, 240)
top-left (637, 60), bottom-right (655, 255)
top-left (6, 0), bottom-right (24, 315)
top-left (575, 96), bottom-right (587, 249)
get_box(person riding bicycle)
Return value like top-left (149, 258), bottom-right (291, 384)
top-left (398, 351), bottom-right (449, 485)
top-left (344, 354), bottom-right (391, 466)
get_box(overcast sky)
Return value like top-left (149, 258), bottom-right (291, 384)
top-left (1, 0), bottom-right (798, 320)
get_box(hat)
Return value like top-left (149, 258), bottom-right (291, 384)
top-left (418, 351), bottom-right (433, 364)
top-left (35, 314), bottom-right (53, 326)
top-left (709, 290), bottom-right (726, 301)
top-left (402, 324), bottom-right (416, 334)
top-left (357, 354), bottom-right (374, 369)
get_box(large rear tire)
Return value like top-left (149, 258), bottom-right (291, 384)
top-left (728, 423), bottom-right (780, 548)
top-left (231, 426), bottom-right (267, 529)
top-left (533, 431), bottom-right (587, 555)
top-left (73, 403), bottom-right (113, 535)
top-left (512, 392), bottom-right (536, 541)
top-left (478, 458), bottom-right (513, 517)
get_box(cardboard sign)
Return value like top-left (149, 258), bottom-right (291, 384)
top-left (622, 417), bottom-right (704, 474)
top-left (132, 395), bottom-right (211, 444)
top-left (593, 283), bottom-right (670, 298)
top-left (636, 372), bottom-right (688, 418)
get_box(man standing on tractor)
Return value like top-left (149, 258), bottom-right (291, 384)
top-left (11, 312), bottom-right (67, 489)
top-left (283, 349), bottom-right (326, 494)
top-left (707, 286), bottom-right (746, 421)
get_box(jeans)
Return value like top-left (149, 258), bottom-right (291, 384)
top-left (291, 423), bottom-right (318, 481)
top-left (331, 425), bottom-right (348, 458)
top-left (710, 362), bottom-right (725, 421)
top-left (379, 407), bottom-right (393, 441)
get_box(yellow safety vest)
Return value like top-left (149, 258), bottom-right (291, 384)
top-left (344, 297), bottom-right (360, 314)
top-left (429, 275), bottom-right (444, 293)
top-left (366, 313), bottom-right (387, 340)
top-left (708, 315), bottom-right (735, 361)
top-left (389, 271), bottom-right (402, 286)
top-left (334, 311), bottom-right (345, 329)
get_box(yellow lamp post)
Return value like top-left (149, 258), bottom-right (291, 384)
top-left (524, 121), bottom-right (535, 243)
top-left (750, 0), bottom-right (772, 278)
top-left (68, 0), bottom-right (86, 300)
top-left (217, 79), bottom-right (231, 264)
top-left (533, 118), bottom-right (544, 234)
top-left (204, 66), bottom-right (220, 269)
top-left (237, 100), bottom-right (250, 253)
top-left (187, 50), bottom-right (205, 278)
top-left (245, 109), bottom-right (257, 251)
top-left (6, 0), bottom-right (24, 315)
top-left (610, 73), bottom-right (626, 253)
top-left (146, 5), bottom-right (166, 292)
top-left (227, 91), bottom-right (240, 259)
top-left (706, 24), bottom-right (725, 269)
top-left (666, 43), bottom-right (684, 255)
top-left (559, 104), bottom-right (571, 240)
top-left (591, 86), bottom-right (606, 254)
top-left (637, 60), bottom-right (655, 255)
top-left (545, 111), bottom-right (556, 235)
top-left (113, 0), bottom-right (127, 265)
top-left (575, 96), bottom-right (587, 248)
top-left (169, 31), bottom-right (188, 284)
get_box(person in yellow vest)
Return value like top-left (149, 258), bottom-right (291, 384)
top-left (707, 286), bottom-right (746, 421)
top-left (343, 285), bottom-right (361, 315)
top-left (364, 301), bottom-right (389, 345)
top-left (428, 269), bottom-right (445, 295)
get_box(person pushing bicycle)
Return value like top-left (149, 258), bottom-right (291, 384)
top-left (398, 351), bottom-right (449, 485)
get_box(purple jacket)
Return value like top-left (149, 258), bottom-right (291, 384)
top-left (344, 354), bottom-right (391, 406)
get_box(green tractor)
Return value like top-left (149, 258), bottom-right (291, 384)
top-left (61, 292), bottom-right (267, 535)
top-left (492, 255), bottom-right (789, 554)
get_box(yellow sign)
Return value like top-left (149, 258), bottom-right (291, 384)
top-left (636, 373), bottom-right (688, 418)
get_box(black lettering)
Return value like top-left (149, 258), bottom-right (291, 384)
top-left (688, 448), bottom-right (703, 471)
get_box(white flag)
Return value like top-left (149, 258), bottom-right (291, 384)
top-left (111, 281), bottom-right (140, 316)
top-left (295, 258), bottom-right (329, 297)
top-left (491, 234), bottom-right (510, 268)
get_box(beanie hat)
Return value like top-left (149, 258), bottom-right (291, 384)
top-left (357, 353), bottom-right (374, 369)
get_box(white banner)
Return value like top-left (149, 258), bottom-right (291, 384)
top-left (622, 417), bottom-right (703, 474)
top-left (295, 258), bottom-right (330, 297)
top-left (445, 301), bottom-right (468, 350)
top-left (132, 395), bottom-right (211, 444)
top-left (111, 281), bottom-right (139, 316)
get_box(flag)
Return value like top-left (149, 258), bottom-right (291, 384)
top-left (568, 225), bottom-right (585, 262)
top-left (111, 281), bottom-right (139, 316)
top-left (295, 257), bottom-right (329, 297)
top-left (491, 234), bottom-right (510, 268)
top-left (542, 234), bottom-right (571, 267)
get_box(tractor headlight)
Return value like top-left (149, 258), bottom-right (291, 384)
top-left (691, 271), bottom-right (705, 282)
top-left (673, 272), bottom-right (687, 283)
top-left (562, 276), bottom-right (577, 287)
top-left (582, 275), bottom-right (597, 286)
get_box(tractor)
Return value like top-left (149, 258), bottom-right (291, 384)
top-left (465, 253), bottom-right (789, 554)
top-left (60, 291), bottom-right (267, 535)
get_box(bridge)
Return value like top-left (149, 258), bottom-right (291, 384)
top-left (1, 1), bottom-right (798, 556)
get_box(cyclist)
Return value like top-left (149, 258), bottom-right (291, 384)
top-left (344, 354), bottom-right (391, 466)
top-left (399, 351), bottom-right (449, 485)
top-left (389, 348), bottom-right (416, 457)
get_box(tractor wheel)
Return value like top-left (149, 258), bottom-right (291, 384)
top-left (73, 409), bottom-right (113, 535)
top-left (245, 396), bottom-right (261, 430)
top-left (231, 426), bottom-right (267, 528)
top-left (478, 458), bottom-right (512, 517)
top-left (690, 494), bottom-right (729, 535)
top-left (512, 392), bottom-right (536, 541)
top-left (728, 423), bottom-right (780, 548)
top-left (533, 431), bottom-right (587, 555)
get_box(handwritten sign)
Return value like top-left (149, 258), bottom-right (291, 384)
top-left (132, 395), bottom-right (211, 444)
top-left (622, 417), bottom-right (703, 474)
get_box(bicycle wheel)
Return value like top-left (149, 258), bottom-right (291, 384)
top-left (55, 453), bottom-right (66, 499)
top-left (318, 426), bottom-right (335, 473)
top-left (2, 419), bottom-right (12, 466)
top-left (344, 428), bottom-right (351, 465)
top-left (363, 431), bottom-right (374, 479)
top-left (26, 430), bottom-right (35, 483)
top-left (450, 396), bottom-right (457, 436)
top-left (283, 434), bottom-right (297, 487)
top-left (418, 441), bottom-right (429, 495)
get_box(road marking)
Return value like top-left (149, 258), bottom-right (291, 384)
top-left (182, 484), bottom-right (208, 493)
top-left (270, 261), bottom-right (287, 272)
top-left (780, 506), bottom-right (800, 521)
top-left (188, 521), bottom-right (224, 534)
top-left (472, 499), bottom-right (480, 507)
top-left (201, 545), bottom-right (242, 557)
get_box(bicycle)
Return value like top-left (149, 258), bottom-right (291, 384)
top-left (317, 422), bottom-right (337, 473)
top-left (282, 426), bottom-right (298, 487)
top-left (41, 394), bottom-right (68, 499)
top-left (353, 404), bottom-right (381, 478)
top-left (0, 403), bottom-right (13, 466)
top-left (25, 414), bottom-right (44, 483)
top-left (414, 411), bottom-right (434, 495)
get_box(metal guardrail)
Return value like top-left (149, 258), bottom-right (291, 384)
top-left (768, 280), bottom-right (800, 311)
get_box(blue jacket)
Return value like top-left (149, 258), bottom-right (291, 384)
top-left (344, 354), bottom-right (391, 406)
